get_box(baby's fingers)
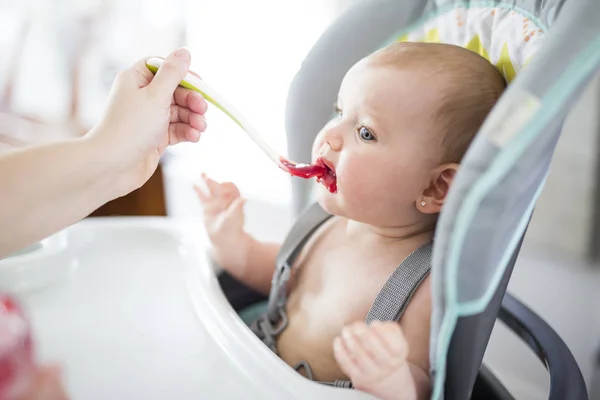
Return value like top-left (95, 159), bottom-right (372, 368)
top-left (349, 322), bottom-right (395, 367)
top-left (193, 184), bottom-right (210, 203)
top-left (224, 197), bottom-right (246, 220)
top-left (201, 173), bottom-right (223, 198)
top-left (194, 175), bottom-right (217, 201)
top-left (333, 336), bottom-right (361, 378)
top-left (193, 178), bottom-right (221, 210)
top-left (201, 174), bottom-right (240, 201)
top-left (221, 181), bottom-right (241, 198)
top-left (337, 324), bottom-right (379, 376)
top-left (195, 174), bottom-right (240, 213)
top-left (370, 321), bottom-right (409, 360)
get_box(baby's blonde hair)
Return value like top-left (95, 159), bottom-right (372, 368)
top-left (368, 42), bottom-right (507, 162)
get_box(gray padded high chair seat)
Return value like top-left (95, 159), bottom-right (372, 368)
top-left (281, 0), bottom-right (599, 399)
top-left (250, 202), bottom-right (434, 388)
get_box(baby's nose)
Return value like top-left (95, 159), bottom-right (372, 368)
top-left (326, 136), bottom-right (342, 152)
top-left (321, 128), bottom-right (342, 151)
top-left (314, 125), bottom-right (343, 154)
top-left (317, 140), bottom-right (336, 157)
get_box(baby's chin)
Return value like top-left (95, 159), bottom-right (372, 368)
top-left (315, 184), bottom-right (341, 215)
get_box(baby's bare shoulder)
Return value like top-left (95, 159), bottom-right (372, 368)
top-left (399, 274), bottom-right (432, 375)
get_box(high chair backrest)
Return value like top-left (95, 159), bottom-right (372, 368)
top-left (284, 0), bottom-right (600, 398)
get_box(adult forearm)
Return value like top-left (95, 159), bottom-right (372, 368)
top-left (0, 136), bottom-right (126, 257)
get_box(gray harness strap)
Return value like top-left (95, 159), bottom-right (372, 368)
top-left (250, 203), bottom-right (432, 388)
top-left (250, 203), bottom-right (332, 352)
top-left (365, 241), bottom-right (433, 324)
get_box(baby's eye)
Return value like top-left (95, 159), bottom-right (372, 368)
top-left (358, 126), bottom-right (375, 141)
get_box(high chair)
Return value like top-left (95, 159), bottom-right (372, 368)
top-left (281, 0), bottom-right (599, 398)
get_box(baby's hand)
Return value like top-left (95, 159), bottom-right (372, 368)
top-left (334, 321), bottom-right (415, 400)
top-left (194, 174), bottom-right (249, 268)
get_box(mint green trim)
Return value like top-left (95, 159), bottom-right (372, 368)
top-left (146, 64), bottom-right (245, 131)
top-left (431, 305), bottom-right (459, 400)
top-left (381, 1), bottom-right (547, 48)
top-left (431, 32), bottom-right (600, 400)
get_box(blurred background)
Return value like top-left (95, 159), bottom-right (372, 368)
top-left (0, 0), bottom-right (357, 209)
top-left (0, 0), bottom-right (599, 398)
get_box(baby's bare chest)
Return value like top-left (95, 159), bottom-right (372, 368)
top-left (276, 236), bottom-right (399, 381)
top-left (289, 248), bottom-right (386, 325)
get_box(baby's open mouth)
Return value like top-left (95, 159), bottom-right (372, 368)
top-left (315, 158), bottom-right (337, 193)
top-left (278, 157), bottom-right (337, 193)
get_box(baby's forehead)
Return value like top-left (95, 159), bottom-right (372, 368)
top-left (340, 61), bottom-right (443, 113)
top-left (362, 44), bottom-right (477, 81)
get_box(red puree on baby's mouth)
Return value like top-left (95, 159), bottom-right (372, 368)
top-left (279, 157), bottom-right (337, 193)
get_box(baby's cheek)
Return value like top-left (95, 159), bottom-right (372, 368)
top-left (340, 156), bottom-right (386, 189)
top-left (343, 157), bottom-right (420, 209)
top-left (338, 160), bottom-right (387, 206)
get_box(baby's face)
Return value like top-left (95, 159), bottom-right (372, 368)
top-left (312, 59), bottom-right (445, 226)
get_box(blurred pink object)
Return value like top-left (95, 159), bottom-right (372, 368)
top-left (0, 294), bottom-right (34, 400)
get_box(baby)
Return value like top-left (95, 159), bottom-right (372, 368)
top-left (195, 42), bottom-right (506, 400)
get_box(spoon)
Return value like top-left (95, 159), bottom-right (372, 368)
top-left (145, 57), bottom-right (329, 181)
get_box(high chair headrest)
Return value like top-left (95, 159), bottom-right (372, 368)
top-left (393, 5), bottom-right (546, 82)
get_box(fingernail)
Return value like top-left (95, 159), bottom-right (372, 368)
top-left (173, 47), bottom-right (191, 62)
top-left (198, 115), bottom-right (207, 130)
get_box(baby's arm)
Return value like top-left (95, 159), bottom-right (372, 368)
top-left (235, 236), bottom-right (281, 295)
top-left (194, 174), bottom-right (280, 295)
top-left (334, 276), bottom-right (432, 400)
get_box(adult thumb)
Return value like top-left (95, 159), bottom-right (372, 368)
top-left (149, 48), bottom-right (191, 96)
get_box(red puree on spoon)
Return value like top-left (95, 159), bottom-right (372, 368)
top-left (279, 157), bottom-right (337, 193)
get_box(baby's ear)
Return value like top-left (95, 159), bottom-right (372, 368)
top-left (418, 164), bottom-right (459, 214)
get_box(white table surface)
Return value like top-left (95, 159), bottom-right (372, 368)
top-left (2, 217), bottom-right (373, 400)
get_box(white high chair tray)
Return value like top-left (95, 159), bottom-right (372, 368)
top-left (12, 217), bottom-right (375, 400)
